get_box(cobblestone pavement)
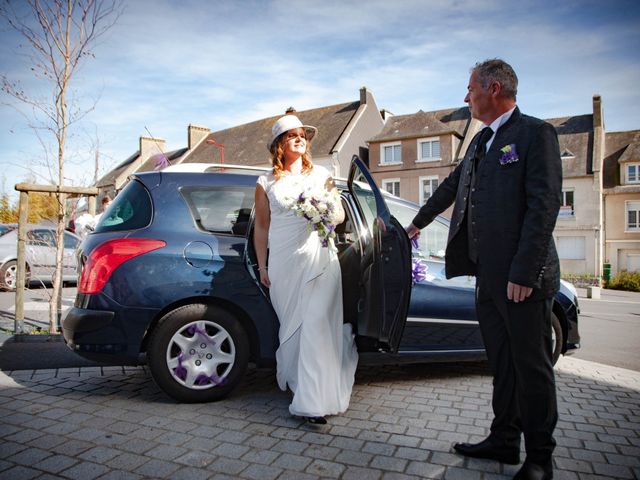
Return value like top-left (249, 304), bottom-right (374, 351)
top-left (0, 356), bottom-right (638, 480)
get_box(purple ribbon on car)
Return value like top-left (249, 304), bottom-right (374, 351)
top-left (410, 237), bottom-right (428, 285)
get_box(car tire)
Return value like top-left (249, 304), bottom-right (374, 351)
top-left (0, 260), bottom-right (30, 292)
top-left (551, 312), bottom-right (563, 366)
top-left (147, 303), bottom-right (250, 403)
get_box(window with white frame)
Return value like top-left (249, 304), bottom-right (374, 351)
top-left (558, 190), bottom-right (575, 218)
top-left (381, 178), bottom-right (400, 197)
top-left (627, 254), bottom-right (640, 272)
top-left (556, 236), bottom-right (585, 260)
top-left (626, 201), bottom-right (640, 231)
top-left (627, 164), bottom-right (640, 184)
top-left (417, 137), bottom-right (441, 162)
top-left (380, 142), bottom-right (402, 165)
top-left (419, 176), bottom-right (439, 205)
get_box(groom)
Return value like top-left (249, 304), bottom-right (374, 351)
top-left (406, 59), bottom-right (562, 480)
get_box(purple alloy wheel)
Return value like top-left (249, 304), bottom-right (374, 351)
top-left (166, 320), bottom-right (235, 389)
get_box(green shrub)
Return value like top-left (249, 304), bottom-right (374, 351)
top-left (607, 270), bottom-right (640, 292)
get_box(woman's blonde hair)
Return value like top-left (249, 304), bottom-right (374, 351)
top-left (269, 132), bottom-right (313, 179)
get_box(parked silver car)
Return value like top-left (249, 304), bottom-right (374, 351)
top-left (0, 225), bottom-right (80, 291)
top-left (0, 224), bottom-right (17, 237)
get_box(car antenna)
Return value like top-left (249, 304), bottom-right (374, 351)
top-left (144, 126), bottom-right (170, 170)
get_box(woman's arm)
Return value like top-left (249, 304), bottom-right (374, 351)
top-left (325, 177), bottom-right (345, 225)
top-left (253, 183), bottom-right (271, 288)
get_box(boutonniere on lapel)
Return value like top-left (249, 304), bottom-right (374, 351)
top-left (499, 144), bottom-right (519, 165)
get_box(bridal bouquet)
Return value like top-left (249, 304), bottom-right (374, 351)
top-left (287, 185), bottom-right (341, 248)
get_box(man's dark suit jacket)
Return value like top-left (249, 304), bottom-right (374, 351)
top-left (412, 107), bottom-right (562, 301)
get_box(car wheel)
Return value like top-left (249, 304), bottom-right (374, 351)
top-left (551, 312), bottom-right (563, 366)
top-left (147, 303), bottom-right (250, 403)
top-left (0, 261), bottom-right (30, 291)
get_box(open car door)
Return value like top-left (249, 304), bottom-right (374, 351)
top-left (348, 156), bottom-right (412, 353)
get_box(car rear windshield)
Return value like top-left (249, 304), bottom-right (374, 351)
top-left (181, 186), bottom-right (254, 236)
top-left (94, 180), bottom-right (152, 233)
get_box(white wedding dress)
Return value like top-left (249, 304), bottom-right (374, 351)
top-left (257, 165), bottom-right (358, 418)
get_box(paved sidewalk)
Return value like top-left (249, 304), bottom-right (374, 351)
top-left (0, 356), bottom-right (638, 479)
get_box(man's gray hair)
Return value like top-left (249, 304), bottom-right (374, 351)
top-left (472, 59), bottom-right (518, 100)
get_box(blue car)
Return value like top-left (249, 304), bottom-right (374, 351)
top-left (63, 158), bottom-right (579, 402)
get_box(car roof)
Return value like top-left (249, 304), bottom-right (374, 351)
top-left (162, 163), bottom-right (271, 174)
top-left (133, 162), bottom-right (429, 219)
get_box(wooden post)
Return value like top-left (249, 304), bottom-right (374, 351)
top-left (54, 193), bottom-right (66, 333)
top-left (13, 183), bottom-right (99, 335)
top-left (15, 191), bottom-right (29, 335)
top-left (88, 195), bottom-right (97, 216)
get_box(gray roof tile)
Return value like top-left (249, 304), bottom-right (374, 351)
top-left (603, 130), bottom-right (640, 188)
top-left (185, 101), bottom-right (360, 166)
top-left (95, 151), bottom-right (140, 188)
top-left (369, 107), bottom-right (470, 142)
top-left (547, 114), bottom-right (594, 177)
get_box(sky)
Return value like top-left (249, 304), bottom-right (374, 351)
top-left (1, 0), bottom-right (639, 201)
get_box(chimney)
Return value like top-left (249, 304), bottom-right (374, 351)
top-left (360, 86), bottom-right (368, 105)
top-left (188, 124), bottom-right (210, 150)
top-left (139, 136), bottom-right (166, 160)
top-left (592, 94), bottom-right (605, 173)
top-left (593, 94), bottom-right (604, 129)
top-left (380, 109), bottom-right (394, 121)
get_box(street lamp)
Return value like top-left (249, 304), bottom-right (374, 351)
top-left (206, 138), bottom-right (225, 168)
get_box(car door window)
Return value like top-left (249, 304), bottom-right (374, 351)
top-left (350, 179), bottom-right (378, 235)
top-left (348, 157), bottom-right (412, 353)
top-left (386, 200), bottom-right (447, 260)
top-left (27, 229), bottom-right (55, 247)
top-left (181, 186), bottom-right (255, 235)
top-left (385, 198), bottom-right (476, 288)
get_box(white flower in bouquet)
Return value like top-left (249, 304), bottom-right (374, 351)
top-left (285, 185), bottom-right (341, 247)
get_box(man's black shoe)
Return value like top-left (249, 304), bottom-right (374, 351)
top-left (513, 460), bottom-right (553, 479)
top-left (453, 437), bottom-right (520, 465)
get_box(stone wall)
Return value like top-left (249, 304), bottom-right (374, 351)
top-left (561, 275), bottom-right (602, 288)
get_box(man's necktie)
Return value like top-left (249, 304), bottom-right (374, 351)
top-left (474, 127), bottom-right (493, 167)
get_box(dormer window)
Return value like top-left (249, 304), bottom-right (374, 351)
top-left (561, 149), bottom-right (575, 159)
top-left (627, 163), bottom-right (640, 184)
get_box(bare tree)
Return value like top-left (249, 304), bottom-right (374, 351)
top-left (1, 0), bottom-right (121, 332)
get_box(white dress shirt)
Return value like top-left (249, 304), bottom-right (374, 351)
top-left (482, 106), bottom-right (516, 152)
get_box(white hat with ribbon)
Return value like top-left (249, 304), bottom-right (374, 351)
top-left (268, 114), bottom-right (317, 150)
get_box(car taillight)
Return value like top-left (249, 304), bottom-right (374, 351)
top-left (78, 238), bottom-right (166, 294)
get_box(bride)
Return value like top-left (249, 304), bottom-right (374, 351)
top-left (253, 113), bottom-right (358, 425)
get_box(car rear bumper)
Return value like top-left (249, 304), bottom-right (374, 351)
top-left (62, 306), bottom-right (145, 364)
